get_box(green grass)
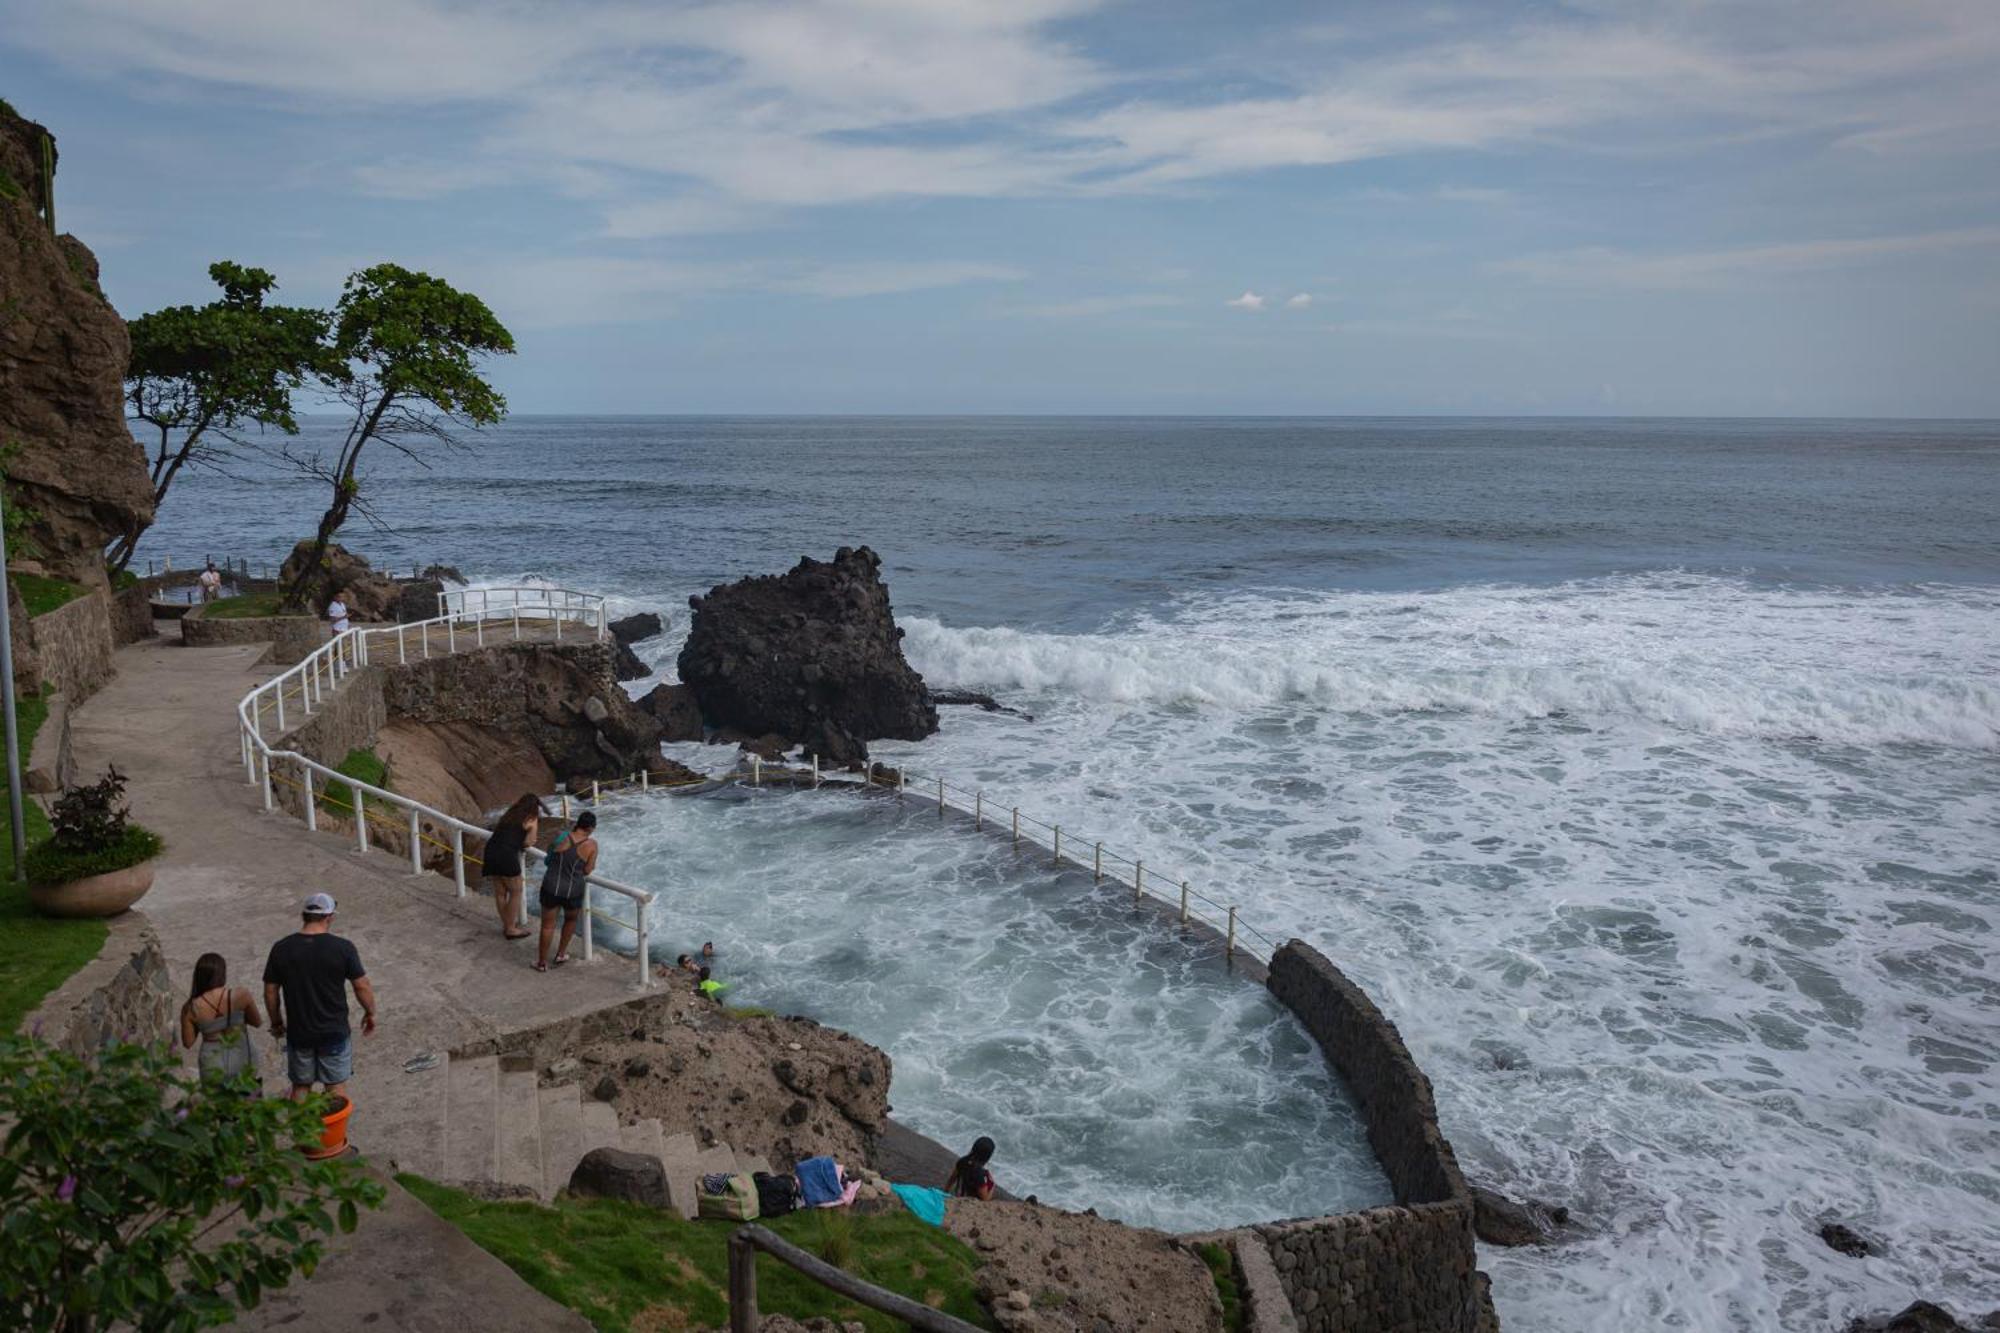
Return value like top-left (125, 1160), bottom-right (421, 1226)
top-left (1198, 1242), bottom-right (1245, 1333)
top-left (317, 748), bottom-right (390, 818)
top-left (0, 693), bottom-right (108, 1033)
top-left (200, 591), bottom-right (289, 619)
top-left (110, 568), bottom-right (139, 590)
top-left (12, 572), bottom-right (83, 617)
top-left (398, 1175), bottom-right (994, 1333)
top-left (0, 165), bottom-right (19, 202)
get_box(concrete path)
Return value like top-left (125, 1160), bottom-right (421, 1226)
top-left (66, 632), bottom-right (651, 1326)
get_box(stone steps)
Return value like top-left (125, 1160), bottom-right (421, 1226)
top-left (440, 1052), bottom-right (765, 1210)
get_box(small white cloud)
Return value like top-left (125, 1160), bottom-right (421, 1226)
top-left (1226, 291), bottom-right (1266, 310)
top-left (1286, 293), bottom-right (1312, 308)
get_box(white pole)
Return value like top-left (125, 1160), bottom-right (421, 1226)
top-left (303, 766), bottom-right (317, 831)
top-left (1012, 808), bottom-right (1019, 850)
top-left (640, 768), bottom-right (650, 791)
top-left (276, 684), bottom-right (285, 732)
top-left (812, 755), bottom-right (819, 788)
top-left (452, 828), bottom-right (466, 897)
top-left (397, 624), bottom-right (407, 665)
top-left (353, 782), bottom-right (368, 852)
top-left (513, 603), bottom-right (521, 641)
top-left (447, 613), bottom-right (456, 654)
top-left (421, 623), bottom-right (430, 659)
top-left (1135, 859), bottom-right (1144, 903)
top-left (260, 751), bottom-right (273, 812)
top-left (1180, 881), bottom-right (1191, 924)
top-left (1052, 825), bottom-right (1061, 867)
top-left (582, 887), bottom-right (594, 962)
top-left (752, 756), bottom-right (761, 786)
top-left (635, 899), bottom-right (650, 988)
top-left (407, 808), bottom-right (423, 875)
top-left (1094, 842), bottom-right (1102, 882)
top-left (1227, 907), bottom-right (1237, 959)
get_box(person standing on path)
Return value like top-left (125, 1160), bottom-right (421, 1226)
top-left (326, 589), bottom-right (351, 637)
top-left (483, 794), bottom-right (541, 940)
top-left (263, 892), bottom-right (376, 1104)
top-left (179, 951), bottom-right (263, 1086)
top-left (536, 810), bottom-right (597, 973)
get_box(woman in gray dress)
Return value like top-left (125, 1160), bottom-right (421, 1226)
top-left (178, 951), bottom-right (264, 1087)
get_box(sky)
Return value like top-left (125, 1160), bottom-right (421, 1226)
top-left (2, 0), bottom-right (1998, 416)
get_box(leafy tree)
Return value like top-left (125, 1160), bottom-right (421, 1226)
top-left (111, 262), bottom-right (331, 573)
top-left (0, 1035), bottom-right (385, 1330)
top-left (280, 264), bottom-right (512, 611)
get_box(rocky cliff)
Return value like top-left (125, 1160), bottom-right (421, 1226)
top-left (678, 546), bottom-right (938, 763)
top-left (0, 103), bottom-right (153, 588)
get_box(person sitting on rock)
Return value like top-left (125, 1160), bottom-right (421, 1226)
top-left (674, 953), bottom-right (701, 975)
top-left (945, 1136), bottom-right (997, 1200)
top-left (696, 965), bottom-right (726, 1000)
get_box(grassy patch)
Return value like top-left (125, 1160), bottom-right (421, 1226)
top-left (12, 572), bottom-right (83, 617)
top-left (110, 568), bottom-right (139, 590)
top-left (200, 591), bottom-right (289, 619)
top-left (1198, 1242), bottom-right (1245, 1333)
top-left (398, 1175), bottom-right (994, 1333)
top-left (0, 166), bottom-right (19, 202)
top-left (0, 693), bottom-right (108, 1032)
top-left (316, 748), bottom-right (390, 818)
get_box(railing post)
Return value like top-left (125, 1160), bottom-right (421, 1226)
top-left (561, 790), bottom-right (570, 818)
top-left (475, 609), bottom-right (484, 647)
top-left (592, 778), bottom-right (601, 804)
top-left (1227, 906), bottom-right (1237, 959)
top-left (635, 898), bottom-right (651, 989)
top-left (581, 886), bottom-right (594, 962)
top-left (1135, 860), bottom-right (1144, 903)
top-left (260, 752), bottom-right (273, 812)
top-left (897, 769), bottom-right (905, 802)
top-left (1180, 881), bottom-right (1191, 924)
top-left (421, 622), bottom-right (430, 659)
top-left (555, 605), bottom-right (564, 643)
top-left (728, 1230), bottom-right (758, 1333)
top-left (447, 613), bottom-right (456, 653)
top-left (752, 756), bottom-right (761, 786)
top-left (276, 686), bottom-right (285, 732)
top-left (597, 600), bottom-right (607, 642)
top-left (811, 755), bottom-right (819, 788)
top-left (452, 828), bottom-right (466, 897)
top-left (513, 603), bottom-right (521, 641)
top-left (408, 808), bottom-right (423, 875)
top-left (303, 765), bottom-right (317, 831)
top-left (397, 624), bottom-right (407, 665)
top-left (1051, 825), bottom-right (1061, 867)
top-left (353, 782), bottom-right (369, 852)
top-left (640, 768), bottom-right (650, 791)
top-left (1093, 842), bottom-right (1102, 882)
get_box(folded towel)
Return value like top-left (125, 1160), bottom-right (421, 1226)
top-left (890, 1183), bottom-right (948, 1226)
top-left (795, 1155), bottom-right (844, 1207)
top-left (815, 1178), bottom-right (862, 1209)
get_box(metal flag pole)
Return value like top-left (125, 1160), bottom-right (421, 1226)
top-left (0, 495), bottom-right (27, 876)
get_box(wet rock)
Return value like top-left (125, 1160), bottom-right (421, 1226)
top-left (679, 545), bottom-right (937, 764)
top-left (638, 682), bottom-right (704, 742)
top-left (591, 1073), bottom-right (619, 1102)
top-left (612, 640), bottom-right (650, 681)
top-left (567, 1147), bottom-right (669, 1209)
top-left (1471, 1185), bottom-right (1567, 1246)
top-left (929, 688), bottom-right (1034, 721)
top-left (1846, 1301), bottom-right (1998, 1333)
top-left (609, 611), bottom-right (663, 645)
top-left (1821, 1221), bottom-right (1876, 1258)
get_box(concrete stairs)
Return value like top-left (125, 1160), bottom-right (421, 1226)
top-left (441, 1053), bottom-right (768, 1214)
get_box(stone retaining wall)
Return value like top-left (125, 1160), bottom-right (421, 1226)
top-left (181, 606), bottom-right (323, 663)
top-left (28, 588), bottom-right (116, 702)
top-left (24, 911), bottom-right (177, 1057)
top-left (1260, 941), bottom-right (1493, 1332)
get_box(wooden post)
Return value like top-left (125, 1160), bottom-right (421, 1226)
top-left (728, 1231), bottom-right (759, 1333)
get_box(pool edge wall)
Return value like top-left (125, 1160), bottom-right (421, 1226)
top-left (1262, 939), bottom-right (1497, 1332)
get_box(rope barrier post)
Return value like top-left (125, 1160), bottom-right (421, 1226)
top-left (1012, 808), bottom-right (1019, 852)
top-left (452, 828), bottom-right (466, 898)
top-left (1136, 860), bottom-right (1144, 903)
top-left (1227, 907), bottom-right (1237, 959)
top-left (408, 808), bottom-right (423, 875)
top-left (938, 776), bottom-right (945, 817)
top-left (1052, 825), bottom-right (1061, 867)
top-left (1180, 881), bottom-right (1191, 924)
top-left (353, 782), bottom-right (368, 853)
top-left (1093, 842), bottom-right (1102, 882)
top-left (635, 898), bottom-right (650, 989)
top-left (303, 765), bottom-right (317, 832)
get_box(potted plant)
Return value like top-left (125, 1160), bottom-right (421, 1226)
top-left (25, 766), bottom-right (164, 918)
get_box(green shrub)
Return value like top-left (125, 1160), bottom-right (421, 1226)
top-left (0, 1035), bottom-right (385, 1329)
top-left (1198, 1242), bottom-right (1245, 1333)
top-left (200, 591), bottom-right (287, 619)
top-left (23, 824), bottom-right (161, 885)
top-left (22, 766), bottom-right (162, 885)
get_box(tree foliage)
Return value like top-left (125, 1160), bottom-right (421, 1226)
top-left (0, 1035), bottom-right (385, 1331)
top-left (279, 264), bottom-right (513, 610)
top-left (112, 262), bottom-right (331, 572)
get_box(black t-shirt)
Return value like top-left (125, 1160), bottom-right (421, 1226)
top-left (263, 932), bottom-right (366, 1047)
top-left (484, 822), bottom-right (526, 878)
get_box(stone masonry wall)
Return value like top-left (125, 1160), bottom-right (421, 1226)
top-left (1262, 941), bottom-right (1492, 1332)
top-left (27, 588), bottom-right (115, 702)
top-left (181, 608), bottom-right (323, 663)
top-left (269, 663), bottom-right (387, 825)
top-left (24, 913), bottom-right (177, 1058)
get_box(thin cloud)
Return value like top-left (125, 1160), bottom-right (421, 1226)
top-left (1286, 293), bottom-right (1313, 309)
top-left (1226, 291), bottom-right (1266, 310)
top-left (1493, 226), bottom-right (2000, 289)
top-left (1011, 293), bottom-right (1181, 319)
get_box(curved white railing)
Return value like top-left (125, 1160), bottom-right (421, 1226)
top-left (234, 586), bottom-right (655, 988)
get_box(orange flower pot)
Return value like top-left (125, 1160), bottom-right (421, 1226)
top-left (303, 1095), bottom-right (353, 1160)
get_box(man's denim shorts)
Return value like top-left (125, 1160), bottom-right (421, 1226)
top-left (286, 1035), bottom-right (354, 1087)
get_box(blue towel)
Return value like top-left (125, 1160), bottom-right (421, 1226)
top-left (891, 1183), bottom-right (947, 1227)
top-left (795, 1155), bottom-right (844, 1207)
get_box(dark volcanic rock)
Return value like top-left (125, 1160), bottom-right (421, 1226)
top-left (1846, 1301), bottom-right (1995, 1333)
top-left (567, 1147), bottom-right (669, 1209)
top-left (678, 546), bottom-right (938, 763)
top-left (612, 640), bottom-right (650, 682)
top-left (639, 682), bottom-right (704, 741)
top-left (930, 688), bottom-right (1033, 721)
top-left (395, 578), bottom-right (444, 624)
top-left (279, 541), bottom-right (400, 620)
top-left (1821, 1221), bottom-right (1876, 1258)
top-left (1471, 1185), bottom-right (1568, 1246)
top-left (609, 611), bottom-right (663, 645)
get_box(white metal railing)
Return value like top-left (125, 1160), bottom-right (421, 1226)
top-left (717, 752), bottom-right (1280, 964)
top-left (233, 586), bottom-right (654, 988)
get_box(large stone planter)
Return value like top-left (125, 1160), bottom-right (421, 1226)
top-left (180, 604), bottom-right (325, 664)
top-left (29, 862), bottom-right (156, 918)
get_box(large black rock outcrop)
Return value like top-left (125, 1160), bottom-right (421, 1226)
top-left (678, 546), bottom-right (938, 763)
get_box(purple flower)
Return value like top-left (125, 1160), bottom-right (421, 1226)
top-left (175, 1106), bottom-right (190, 1122)
top-left (56, 1175), bottom-right (77, 1203)
top-left (224, 1175), bottom-right (244, 1190)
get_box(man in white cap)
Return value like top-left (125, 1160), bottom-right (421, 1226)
top-left (262, 892), bottom-right (376, 1104)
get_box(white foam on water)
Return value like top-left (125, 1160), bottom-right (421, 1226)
top-left (872, 574), bottom-right (2000, 1329)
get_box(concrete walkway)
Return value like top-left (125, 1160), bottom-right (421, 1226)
top-left (66, 632), bottom-right (650, 1327)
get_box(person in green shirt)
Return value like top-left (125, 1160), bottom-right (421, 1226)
top-left (697, 965), bottom-right (726, 1001)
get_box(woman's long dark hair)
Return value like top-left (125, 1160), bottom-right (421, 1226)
top-left (184, 952), bottom-right (227, 1020)
top-left (499, 794), bottom-right (542, 831)
top-left (949, 1136), bottom-right (995, 1194)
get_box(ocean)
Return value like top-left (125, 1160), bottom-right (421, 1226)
top-left (141, 416), bottom-right (2000, 1330)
